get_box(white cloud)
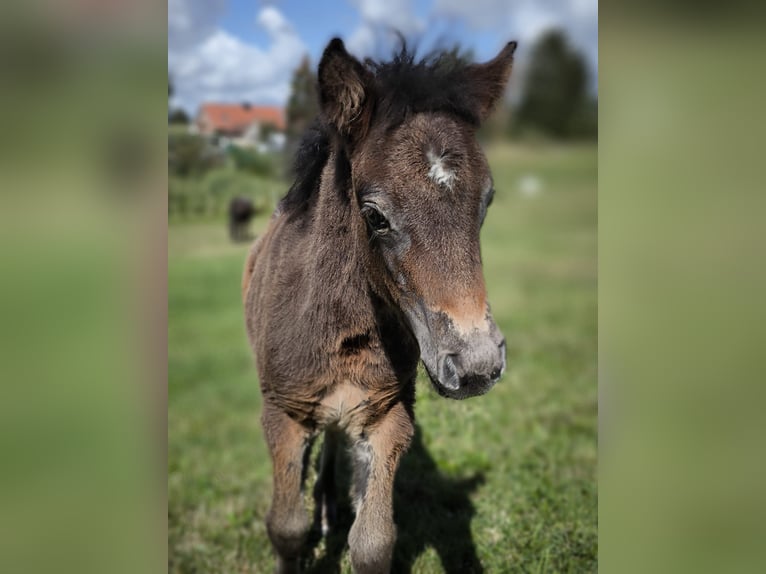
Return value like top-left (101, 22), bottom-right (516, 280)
top-left (168, 0), bottom-right (226, 53)
top-left (345, 0), bottom-right (425, 58)
top-left (432, 0), bottom-right (506, 30)
top-left (351, 0), bottom-right (423, 33)
top-left (342, 0), bottom-right (597, 94)
top-left (432, 0), bottom-right (595, 35)
top-left (257, 5), bottom-right (293, 35)
top-left (168, 1), bottom-right (306, 113)
top-left (432, 0), bottom-right (598, 86)
top-left (347, 25), bottom-right (377, 58)
top-left (571, 0), bottom-right (598, 19)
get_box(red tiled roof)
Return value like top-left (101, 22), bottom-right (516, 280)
top-left (198, 103), bottom-right (286, 133)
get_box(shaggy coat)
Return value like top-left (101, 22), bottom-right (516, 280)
top-left (243, 38), bottom-right (516, 574)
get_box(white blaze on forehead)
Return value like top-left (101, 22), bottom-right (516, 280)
top-left (427, 150), bottom-right (456, 189)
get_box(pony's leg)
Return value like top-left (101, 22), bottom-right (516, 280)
top-left (262, 403), bottom-right (313, 574)
top-left (313, 427), bottom-right (340, 535)
top-left (348, 401), bottom-right (414, 574)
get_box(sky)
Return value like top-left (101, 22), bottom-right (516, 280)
top-left (168, 0), bottom-right (598, 114)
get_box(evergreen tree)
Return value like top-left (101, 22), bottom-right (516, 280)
top-left (169, 108), bottom-right (190, 125)
top-left (516, 30), bottom-right (595, 139)
top-left (285, 55), bottom-right (319, 157)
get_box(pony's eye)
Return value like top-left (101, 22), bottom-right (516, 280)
top-left (486, 187), bottom-right (496, 207)
top-left (362, 206), bottom-right (391, 234)
top-left (480, 187), bottom-right (496, 224)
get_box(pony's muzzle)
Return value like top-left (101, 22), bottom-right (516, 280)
top-left (435, 338), bottom-right (506, 399)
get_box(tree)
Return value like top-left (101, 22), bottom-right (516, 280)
top-left (515, 30), bottom-right (596, 139)
top-left (169, 108), bottom-right (190, 125)
top-left (168, 133), bottom-right (222, 177)
top-left (285, 55), bottom-right (319, 158)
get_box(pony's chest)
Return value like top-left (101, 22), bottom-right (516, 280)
top-left (315, 378), bottom-right (403, 434)
top-left (316, 382), bottom-right (370, 432)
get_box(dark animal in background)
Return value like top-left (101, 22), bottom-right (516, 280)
top-left (229, 196), bottom-right (256, 242)
top-left (242, 38), bottom-right (516, 574)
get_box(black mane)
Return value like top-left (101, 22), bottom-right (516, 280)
top-left (280, 45), bottom-right (481, 214)
top-left (280, 120), bottom-right (330, 214)
top-left (367, 45), bottom-right (483, 128)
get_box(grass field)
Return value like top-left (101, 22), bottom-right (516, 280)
top-left (168, 142), bottom-right (597, 573)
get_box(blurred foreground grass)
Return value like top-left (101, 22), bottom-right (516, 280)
top-left (168, 142), bottom-right (597, 573)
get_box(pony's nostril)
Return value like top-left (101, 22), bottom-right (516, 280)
top-left (438, 353), bottom-right (461, 390)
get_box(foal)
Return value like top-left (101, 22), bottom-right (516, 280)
top-left (243, 38), bottom-right (516, 573)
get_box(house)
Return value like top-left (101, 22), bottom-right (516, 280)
top-left (195, 103), bottom-right (286, 151)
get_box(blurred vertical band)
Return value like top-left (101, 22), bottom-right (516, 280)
top-left (0, 1), bottom-right (166, 573)
top-left (600, 3), bottom-right (766, 573)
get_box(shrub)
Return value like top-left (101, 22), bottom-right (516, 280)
top-left (168, 133), bottom-right (223, 178)
top-left (168, 177), bottom-right (210, 219)
top-left (168, 168), bottom-right (275, 220)
top-left (228, 146), bottom-right (276, 178)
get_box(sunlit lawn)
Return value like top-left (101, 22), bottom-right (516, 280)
top-left (168, 142), bottom-right (597, 573)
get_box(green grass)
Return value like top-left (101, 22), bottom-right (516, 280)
top-left (168, 142), bottom-right (597, 573)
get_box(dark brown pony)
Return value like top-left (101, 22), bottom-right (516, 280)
top-left (243, 38), bottom-right (516, 574)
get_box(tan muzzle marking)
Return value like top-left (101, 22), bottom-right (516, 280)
top-left (436, 296), bottom-right (489, 335)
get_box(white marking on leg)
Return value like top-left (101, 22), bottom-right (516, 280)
top-left (351, 438), bottom-right (373, 512)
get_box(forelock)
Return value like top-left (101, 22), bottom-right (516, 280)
top-left (366, 45), bottom-right (483, 128)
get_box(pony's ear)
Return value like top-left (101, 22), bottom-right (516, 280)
top-left (468, 41), bottom-right (517, 122)
top-left (318, 38), bottom-right (374, 140)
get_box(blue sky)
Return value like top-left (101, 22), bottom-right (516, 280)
top-left (169, 0), bottom-right (598, 114)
